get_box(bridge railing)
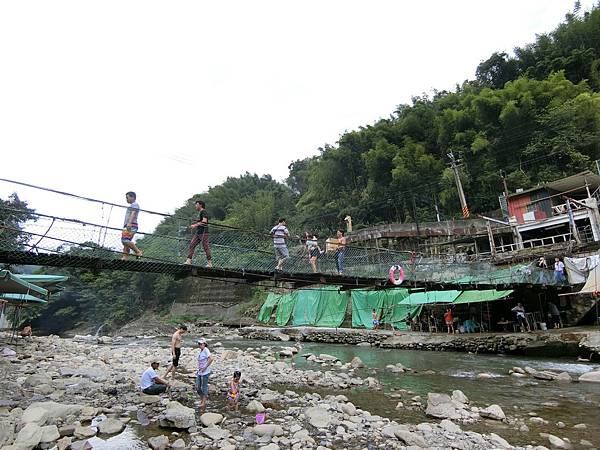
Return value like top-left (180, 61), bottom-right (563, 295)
top-left (0, 205), bottom-right (566, 286)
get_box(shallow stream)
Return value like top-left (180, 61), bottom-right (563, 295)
top-left (123, 336), bottom-right (600, 449)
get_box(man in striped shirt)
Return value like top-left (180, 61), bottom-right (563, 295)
top-left (270, 218), bottom-right (289, 271)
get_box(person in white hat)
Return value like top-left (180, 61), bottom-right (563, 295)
top-left (196, 338), bottom-right (213, 411)
top-left (140, 359), bottom-right (170, 395)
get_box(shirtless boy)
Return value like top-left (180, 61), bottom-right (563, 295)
top-left (165, 325), bottom-right (187, 379)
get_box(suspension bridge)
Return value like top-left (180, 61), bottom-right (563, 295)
top-left (0, 179), bottom-right (572, 291)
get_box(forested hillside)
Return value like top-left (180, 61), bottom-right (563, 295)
top-left (6, 5), bottom-right (600, 330)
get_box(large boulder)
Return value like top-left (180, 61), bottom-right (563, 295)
top-left (579, 370), bottom-right (600, 383)
top-left (199, 412), bottom-right (223, 427)
top-left (425, 393), bottom-right (460, 420)
top-left (21, 402), bottom-right (83, 425)
top-left (479, 405), bottom-right (506, 421)
top-left (305, 407), bottom-right (332, 428)
top-left (158, 401), bottom-right (196, 429)
top-left (14, 423), bottom-right (43, 450)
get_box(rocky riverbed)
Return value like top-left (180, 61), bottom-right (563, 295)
top-left (1, 332), bottom-right (599, 450)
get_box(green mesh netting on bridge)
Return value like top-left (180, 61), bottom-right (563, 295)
top-left (0, 205), bottom-right (567, 287)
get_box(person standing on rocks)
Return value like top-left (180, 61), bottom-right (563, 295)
top-left (121, 191), bottom-right (143, 260)
top-left (185, 200), bottom-right (212, 267)
top-left (227, 370), bottom-right (241, 411)
top-left (196, 338), bottom-right (213, 412)
top-left (270, 218), bottom-right (290, 271)
top-left (165, 324), bottom-right (187, 379)
top-left (140, 359), bottom-right (170, 395)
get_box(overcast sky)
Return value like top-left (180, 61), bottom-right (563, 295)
top-left (1, 0), bottom-right (595, 234)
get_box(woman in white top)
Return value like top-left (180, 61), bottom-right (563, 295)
top-left (196, 338), bottom-right (213, 412)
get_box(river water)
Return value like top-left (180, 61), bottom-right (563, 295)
top-left (124, 336), bottom-right (600, 449)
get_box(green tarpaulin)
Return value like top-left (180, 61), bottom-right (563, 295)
top-left (453, 290), bottom-right (513, 304)
top-left (292, 288), bottom-right (349, 327)
top-left (258, 293), bottom-right (281, 323)
top-left (399, 290), bottom-right (462, 306)
top-left (351, 289), bottom-right (417, 329)
top-left (275, 293), bottom-right (296, 326)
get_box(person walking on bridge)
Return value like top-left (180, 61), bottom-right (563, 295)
top-left (185, 200), bottom-right (212, 267)
top-left (121, 191), bottom-right (143, 260)
top-left (270, 218), bottom-right (289, 271)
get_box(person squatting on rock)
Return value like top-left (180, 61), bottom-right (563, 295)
top-left (185, 200), bottom-right (212, 267)
top-left (227, 370), bottom-right (242, 411)
top-left (196, 338), bottom-right (213, 412)
top-left (165, 324), bottom-right (187, 379)
top-left (140, 359), bottom-right (171, 395)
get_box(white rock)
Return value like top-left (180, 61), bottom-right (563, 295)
top-left (40, 425), bottom-right (60, 443)
top-left (171, 438), bottom-right (186, 449)
top-left (394, 430), bottom-right (427, 447)
top-left (480, 404), bottom-right (506, 421)
top-left (440, 419), bottom-right (461, 433)
top-left (489, 432), bottom-right (512, 449)
top-left (246, 400), bottom-right (265, 413)
top-left (148, 435), bottom-right (169, 450)
top-left (341, 402), bottom-right (356, 416)
top-left (305, 407), bottom-right (332, 428)
top-left (158, 401), bottom-right (196, 429)
top-left (254, 424), bottom-right (284, 437)
top-left (15, 423), bottom-right (43, 449)
top-left (350, 357), bottom-right (364, 368)
top-left (579, 370), bottom-right (600, 383)
top-left (259, 444), bottom-right (280, 450)
top-left (202, 428), bottom-right (231, 440)
top-left (547, 434), bottom-right (570, 449)
top-left (97, 418), bottom-right (124, 434)
top-left (451, 390), bottom-right (469, 404)
top-left (425, 393), bottom-right (460, 420)
top-left (200, 412), bottom-right (223, 427)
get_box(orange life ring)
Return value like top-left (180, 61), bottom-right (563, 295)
top-left (389, 264), bottom-right (405, 285)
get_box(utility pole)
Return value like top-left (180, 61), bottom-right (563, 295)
top-left (448, 151), bottom-right (470, 219)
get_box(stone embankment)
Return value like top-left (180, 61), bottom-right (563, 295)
top-left (1, 332), bottom-right (578, 450)
top-left (240, 326), bottom-right (600, 357)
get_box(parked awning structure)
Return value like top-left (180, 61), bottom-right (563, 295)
top-left (0, 293), bottom-right (48, 305)
top-left (0, 270), bottom-right (48, 299)
top-left (17, 274), bottom-right (68, 293)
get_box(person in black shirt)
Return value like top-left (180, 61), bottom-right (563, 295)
top-left (185, 200), bottom-right (212, 267)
